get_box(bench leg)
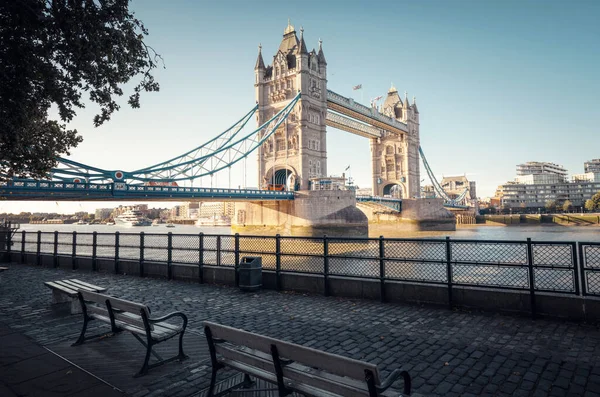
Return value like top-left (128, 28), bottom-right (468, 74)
top-left (72, 315), bottom-right (89, 346)
top-left (208, 365), bottom-right (218, 397)
top-left (177, 329), bottom-right (188, 360)
top-left (135, 342), bottom-right (153, 378)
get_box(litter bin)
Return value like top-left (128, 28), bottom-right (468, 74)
top-left (238, 256), bottom-right (262, 292)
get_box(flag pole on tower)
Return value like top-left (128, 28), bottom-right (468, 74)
top-left (352, 84), bottom-right (363, 104)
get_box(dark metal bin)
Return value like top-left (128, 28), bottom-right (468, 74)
top-left (238, 256), bottom-right (262, 292)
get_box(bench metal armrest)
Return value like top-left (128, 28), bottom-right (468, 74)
top-left (378, 369), bottom-right (411, 395)
top-left (148, 312), bottom-right (188, 329)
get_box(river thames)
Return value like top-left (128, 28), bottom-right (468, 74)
top-left (16, 223), bottom-right (600, 242)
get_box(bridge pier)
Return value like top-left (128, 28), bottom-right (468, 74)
top-left (232, 191), bottom-right (368, 237)
top-left (356, 198), bottom-right (456, 233)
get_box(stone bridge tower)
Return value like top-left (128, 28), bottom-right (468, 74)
top-left (255, 21), bottom-right (327, 191)
top-left (370, 86), bottom-right (421, 198)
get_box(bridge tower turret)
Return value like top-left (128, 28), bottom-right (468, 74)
top-left (370, 86), bottom-right (421, 198)
top-left (255, 21), bottom-right (327, 190)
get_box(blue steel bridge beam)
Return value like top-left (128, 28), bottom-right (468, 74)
top-left (0, 180), bottom-right (294, 201)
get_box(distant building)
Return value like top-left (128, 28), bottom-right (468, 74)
top-left (572, 172), bottom-right (600, 183)
top-left (112, 204), bottom-right (149, 218)
top-left (421, 185), bottom-right (436, 198)
top-left (355, 187), bottom-right (372, 196)
top-left (440, 176), bottom-right (477, 201)
top-left (178, 202), bottom-right (200, 219)
top-left (516, 161), bottom-right (568, 182)
top-left (495, 161), bottom-right (600, 209)
top-left (584, 159), bottom-right (600, 173)
top-left (170, 206), bottom-right (181, 219)
top-left (95, 208), bottom-right (112, 221)
top-left (198, 202), bottom-right (235, 218)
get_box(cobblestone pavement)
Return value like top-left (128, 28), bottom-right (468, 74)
top-left (1, 263), bottom-right (600, 397)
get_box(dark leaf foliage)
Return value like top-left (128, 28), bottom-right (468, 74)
top-left (0, 0), bottom-right (161, 179)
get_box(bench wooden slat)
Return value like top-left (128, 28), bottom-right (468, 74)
top-left (87, 304), bottom-right (110, 318)
top-left (104, 295), bottom-right (149, 316)
top-left (45, 281), bottom-right (78, 296)
top-left (69, 279), bottom-right (106, 291)
top-left (113, 311), bottom-right (146, 330)
top-left (60, 279), bottom-right (99, 292)
top-left (216, 344), bottom-right (371, 397)
top-left (80, 290), bottom-right (110, 305)
top-left (54, 280), bottom-right (86, 295)
top-left (80, 290), bottom-right (153, 331)
top-left (205, 321), bottom-right (380, 383)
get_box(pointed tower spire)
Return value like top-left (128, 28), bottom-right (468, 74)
top-left (254, 43), bottom-right (265, 70)
top-left (412, 96), bottom-right (419, 113)
top-left (284, 18), bottom-right (295, 35)
top-left (298, 26), bottom-right (308, 54)
top-left (404, 91), bottom-right (410, 107)
top-left (317, 38), bottom-right (327, 65)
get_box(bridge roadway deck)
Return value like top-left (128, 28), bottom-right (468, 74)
top-left (1, 263), bottom-right (600, 397)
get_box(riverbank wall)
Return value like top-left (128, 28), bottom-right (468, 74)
top-left (477, 214), bottom-right (600, 226)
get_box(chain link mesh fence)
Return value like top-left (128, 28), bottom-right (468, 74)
top-left (3, 230), bottom-right (592, 297)
top-left (96, 233), bottom-right (116, 259)
top-left (77, 233), bottom-right (94, 257)
top-left (171, 234), bottom-right (199, 265)
top-left (328, 238), bottom-right (379, 278)
top-left (118, 233), bottom-right (140, 261)
top-left (279, 237), bottom-right (322, 273)
top-left (202, 235), bottom-right (220, 266)
top-left (144, 233), bottom-right (168, 263)
top-left (582, 243), bottom-right (600, 296)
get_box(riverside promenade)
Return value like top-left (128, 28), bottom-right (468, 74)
top-left (1, 263), bottom-right (600, 397)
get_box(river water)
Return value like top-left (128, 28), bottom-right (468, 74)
top-left (16, 223), bottom-right (600, 242)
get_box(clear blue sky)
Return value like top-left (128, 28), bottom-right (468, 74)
top-left (3, 0), bottom-right (599, 214)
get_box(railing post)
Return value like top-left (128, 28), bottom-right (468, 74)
top-left (571, 242), bottom-right (580, 296)
top-left (234, 234), bottom-right (240, 287)
top-left (21, 230), bottom-right (25, 264)
top-left (114, 231), bottom-right (120, 274)
top-left (527, 238), bottom-right (536, 319)
top-left (139, 232), bottom-right (145, 277)
top-left (275, 234), bottom-right (282, 291)
top-left (71, 231), bottom-right (77, 270)
top-left (6, 226), bottom-right (11, 260)
top-left (216, 235), bottom-right (222, 267)
top-left (323, 235), bottom-right (329, 297)
top-left (578, 242), bottom-right (587, 296)
top-left (446, 237), bottom-right (453, 310)
top-left (92, 232), bottom-right (98, 272)
top-left (167, 232), bottom-right (173, 280)
top-left (379, 236), bottom-right (386, 303)
top-left (53, 231), bottom-right (59, 268)
top-left (36, 230), bottom-right (41, 266)
top-left (198, 233), bottom-right (204, 284)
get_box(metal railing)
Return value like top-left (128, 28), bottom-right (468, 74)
top-left (2, 231), bottom-right (599, 316)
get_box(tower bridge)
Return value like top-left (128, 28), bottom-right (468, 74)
top-left (0, 21), bottom-right (456, 235)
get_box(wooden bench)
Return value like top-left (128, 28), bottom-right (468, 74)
top-left (44, 279), bottom-right (107, 314)
top-left (204, 321), bottom-right (413, 397)
top-left (74, 290), bottom-right (189, 377)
